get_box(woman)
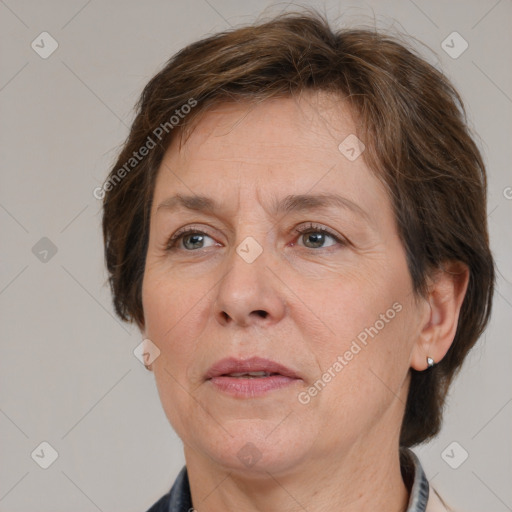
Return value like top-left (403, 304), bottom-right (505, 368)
top-left (101, 11), bottom-right (494, 512)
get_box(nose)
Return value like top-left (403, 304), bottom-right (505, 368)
top-left (214, 241), bottom-right (286, 327)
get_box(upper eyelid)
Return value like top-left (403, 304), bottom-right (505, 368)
top-left (166, 225), bottom-right (218, 247)
top-left (294, 224), bottom-right (347, 247)
top-left (170, 222), bottom-right (340, 238)
top-left (295, 222), bottom-right (339, 236)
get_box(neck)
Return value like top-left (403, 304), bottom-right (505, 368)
top-left (184, 432), bottom-right (409, 512)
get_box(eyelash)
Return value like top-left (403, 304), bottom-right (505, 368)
top-left (165, 225), bottom-right (208, 250)
top-left (165, 222), bottom-right (346, 251)
top-left (293, 222), bottom-right (346, 247)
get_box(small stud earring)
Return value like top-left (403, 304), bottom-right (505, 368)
top-left (427, 357), bottom-right (435, 368)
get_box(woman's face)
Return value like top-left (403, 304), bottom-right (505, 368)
top-left (142, 93), bottom-right (428, 475)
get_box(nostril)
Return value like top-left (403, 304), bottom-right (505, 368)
top-left (219, 309), bottom-right (268, 323)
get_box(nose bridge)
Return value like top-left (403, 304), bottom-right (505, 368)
top-left (214, 233), bottom-right (285, 326)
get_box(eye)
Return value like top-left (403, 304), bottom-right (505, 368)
top-left (294, 223), bottom-right (344, 249)
top-left (165, 224), bottom-right (345, 251)
top-left (166, 228), bottom-right (218, 251)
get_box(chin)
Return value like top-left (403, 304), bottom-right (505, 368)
top-left (187, 420), bottom-right (316, 477)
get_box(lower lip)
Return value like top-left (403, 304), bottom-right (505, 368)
top-left (208, 375), bottom-right (299, 397)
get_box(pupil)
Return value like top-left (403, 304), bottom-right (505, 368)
top-left (184, 234), bottom-right (203, 249)
top-left (305, 232), bottom-right (324, 248)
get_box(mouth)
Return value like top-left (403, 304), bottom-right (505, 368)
top-left (221, 371), bottom-right (280, 378)
top-left (205, 357), bottom-right (301, 398)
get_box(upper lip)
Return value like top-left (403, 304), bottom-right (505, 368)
top-left (205, 357), bottom-right (300, 380)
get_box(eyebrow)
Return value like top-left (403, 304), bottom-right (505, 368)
top-left (156, 192), bottom-right (370, 222)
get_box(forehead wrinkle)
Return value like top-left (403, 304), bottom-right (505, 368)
top-left (156, 187), bottom-right (371, 226)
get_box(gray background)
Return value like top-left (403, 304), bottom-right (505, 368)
top-left (0, 0), bottom-right (511, 511)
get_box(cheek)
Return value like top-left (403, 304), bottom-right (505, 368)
top-left (307, 303), bottom-right (414, 440)
top-left (297, 257), bottom-right (415, 385)
top-left (142, 271), bottom-right (213, 436)
top-left (292, 267), bottom-right (400, 347)
top-left (317, 296), bottom-right (416, 416)
top-left (143, 263), bottom-right (207, 326)
top-left (141, 270), bottom-right (211, 367)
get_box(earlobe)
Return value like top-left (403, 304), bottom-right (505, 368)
top-left (411, 261), bottom-right (470, 371)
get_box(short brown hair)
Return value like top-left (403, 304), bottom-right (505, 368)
top-left (102, 10), bottom-right (494, 446)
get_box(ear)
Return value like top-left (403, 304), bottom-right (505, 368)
top-left (411, 261), bottom-right (470, 371)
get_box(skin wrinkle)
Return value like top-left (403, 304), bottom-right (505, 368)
top-left (140, 92), bottom-right (461, 512)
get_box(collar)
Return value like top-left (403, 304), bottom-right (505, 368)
top-left (401, 447), bottom-right (430, 511)
top-left (156, 447), bottom-right (430, 512)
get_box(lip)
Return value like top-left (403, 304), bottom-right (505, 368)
top-left (205, 357), bottom-right (301, 398)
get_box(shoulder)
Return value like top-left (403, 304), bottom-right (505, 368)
top-left (144, 490), bottom-right (171, 512)
top-left (427, 486), bottom-right (455, 512)
top-left (401, 448), bottom-right (457, 512)
top-left (144, 466), bottom-right (192, 512)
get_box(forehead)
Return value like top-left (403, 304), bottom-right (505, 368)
top-left (153, 93), bottom-right (387, 217)
top-left (172, 92), bottom-right (357, 165)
